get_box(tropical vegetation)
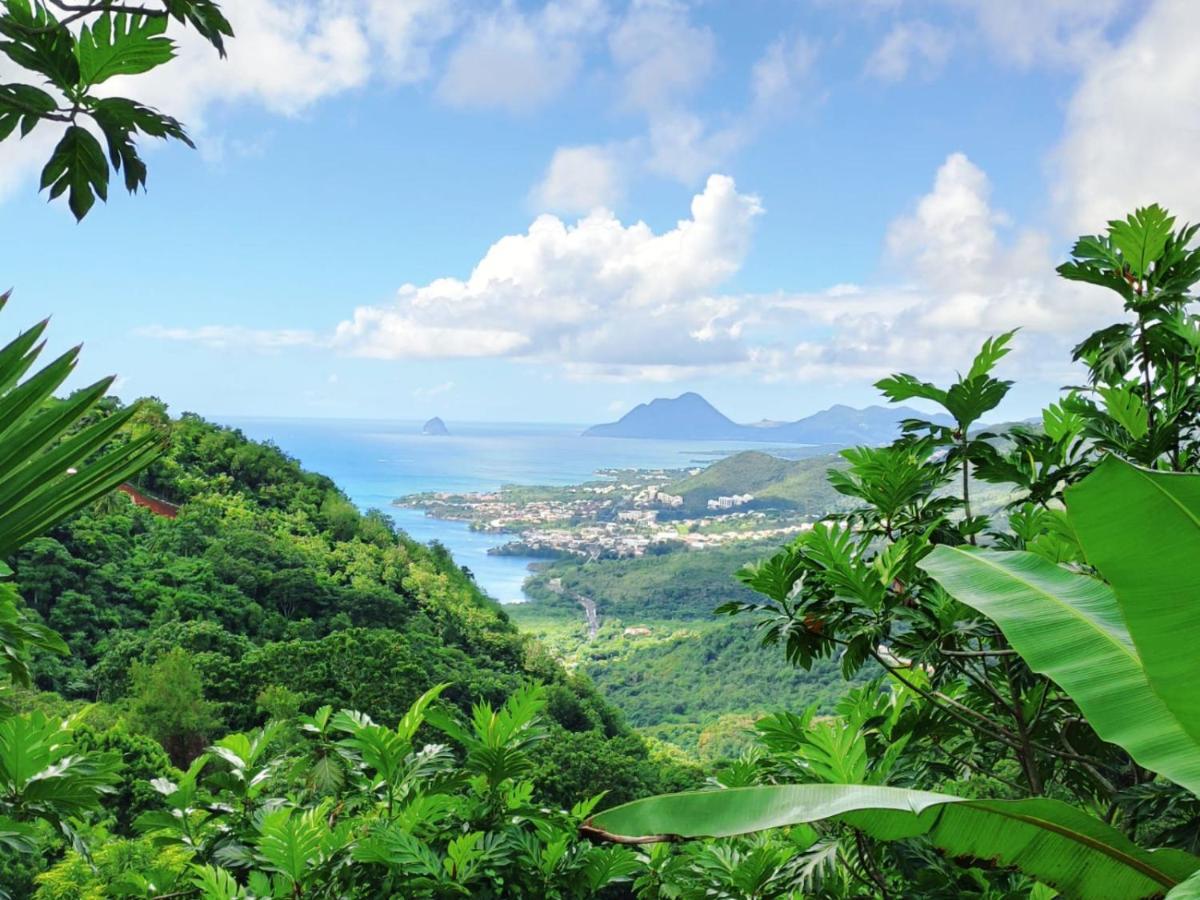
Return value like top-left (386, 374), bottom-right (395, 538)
top-left (587, 205), bottom-right (1200, 898)
top-left (6, 8), bottom-right (1200, 894)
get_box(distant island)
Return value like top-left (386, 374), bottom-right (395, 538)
top-left (584, 392), bottom-right (950, 444)
top-left (422, 416), bottom-right (450, 436)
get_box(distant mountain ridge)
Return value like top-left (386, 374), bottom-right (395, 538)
top-left (583, 393), bottom-right (950, 445)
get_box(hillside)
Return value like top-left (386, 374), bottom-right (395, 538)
top-left (586, 393), bottom-right (951, 443)
top-left (666, 449), bottom-right (850, 514)
top-left (513, 545), bottom-right (861, 759)
top-left (11, 404), bottom-right (686, 808)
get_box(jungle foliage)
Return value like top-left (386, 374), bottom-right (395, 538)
top-left (588, 205), bottom-right (1200, 898)
top-left (0, 295), bottom-right (695, 897)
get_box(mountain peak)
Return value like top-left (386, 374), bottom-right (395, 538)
top-left (583, 392), bottom-right (742, 440)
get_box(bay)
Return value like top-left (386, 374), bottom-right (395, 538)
top-left (220, 417), bottom-right (775, 604)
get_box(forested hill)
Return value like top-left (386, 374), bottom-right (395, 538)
top-left (11, 402), bottom-right (690, 806)
top-left (666, 450), bottom-right (849, 514)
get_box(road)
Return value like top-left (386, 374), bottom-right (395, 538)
top-left (574, 593), bottom-right (599, 640)
top-left (546, 577), bottom-right (600, 640)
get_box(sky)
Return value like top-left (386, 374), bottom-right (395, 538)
top-left (1, 0), bottom-right (1195, 425)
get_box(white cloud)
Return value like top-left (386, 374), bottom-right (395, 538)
top-left (333, 174), bottom-right (763, 371)
top-left (846, 0), bottom-right (1133, 82)
top-left (531, 145), bottom-right (625, 213)
top-left (865, 21), bottom-right (951, 81)
top-left (1052, 0), bottom-right (1200, 230)
top-left (365, 0), bottom-right (459, 83)
top-left (113, 1), bottom-right (373, 123)
top-left (601, 3), bottom-right (819, 186)
top-left (966, 0), bottom-right (1130, 69)
top-left (753, 34), bottom-right (819, 106)
top-left (141, 153), bottom-right (1128, 388)
top-left (886, 152), bottom-right (1002, 292)
top-left (436, 0), bottom-right (607, 111)
top-left (771, 152), bottom-right (1119, 383)
top-left (135, 324), bottom-right (322, 351)
top-left (609, 0), bottom-right (714, 113)
top-left (0, 0), bottom-right (443, 200)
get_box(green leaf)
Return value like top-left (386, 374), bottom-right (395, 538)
top-left (40, 125), bottom-right (109, 221)
top-left (1042, 396), bottom-right (1084, 443)
top-left (76, 12), bottom-right (175, 86)
top-left (0, 1), bottom-right (80, 92)
top-left (0, 300), bottom-right (163, 556)
top-left (0, 814), bottom-right (37, 853)
top-left (874, 373), bottom-right (947, 408)
top-left (1169, 870), bottom-right (1200, 899)
top-left (164, 0), bottom-right (235, 57)
top-left (584, 784), bottom-right (1200, 899)
top-left (1067, 457), bottom-right (1200, 755)
top-left (0, 82), bottom-right (58, 141)
top-left (191, 865), bottom-right (246, 900)
top-left (943, 373), bottom-right (1012, 428)
top-left (967, 329), bottom-right (1017, 380)
top-left (90, 97), bottom-right (192, 193)
top-left (918, 545), bottom-right (1200, 796)
top-left (256, 806), bottom-right (330, 886)
top-left (1097, 384), bottom-right (1149, 439)
top-left (1109, 205), bottom-right (1174, 281)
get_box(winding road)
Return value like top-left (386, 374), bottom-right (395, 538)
top-left (546, 577), bottom-right (600, 640)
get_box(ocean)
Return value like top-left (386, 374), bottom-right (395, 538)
top-left (220, 418), bottom-right (773, 603)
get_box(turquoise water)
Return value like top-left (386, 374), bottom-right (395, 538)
top-left (219, 418), bottom-right (770, 603)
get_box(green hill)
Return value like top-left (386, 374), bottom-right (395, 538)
top-left (667, 450), bottom-right (849, 515)
top-left (513, 545), bottom-right (860, 759)
top-left (11, 404), bottom-right (686, 809)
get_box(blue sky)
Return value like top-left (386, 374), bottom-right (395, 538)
top-left (1, 0), bottom-right (1192, 424)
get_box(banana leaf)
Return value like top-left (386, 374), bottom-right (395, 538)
top-left (918, 545), bottom-right (1200, 796)
top-left (1066, 457), bottom-right (1200, 751)
top-left (583, 784), bottom-right (1200, 899)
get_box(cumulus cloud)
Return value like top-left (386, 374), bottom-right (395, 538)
top-left (140, 152), bottom-right (1129, 387)
top-left (1052, 0), bottom-right (1200, 230)
top-left (865, 21), bottom-right (951, 81)
top-left (771, 153), bottom-right (1119, 383)
top-left (333, 174), bottom-right (763, 371)
top-left (331, 154), bottom-right (1113, 385)
top-left (530, 145), bottom-right (625, 213)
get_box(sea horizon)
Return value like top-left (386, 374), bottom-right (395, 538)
top-left (218, 416), bottom-right (774, 604)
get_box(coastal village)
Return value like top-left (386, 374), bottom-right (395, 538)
top-left (395, 468), bottom-right (813, 560)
